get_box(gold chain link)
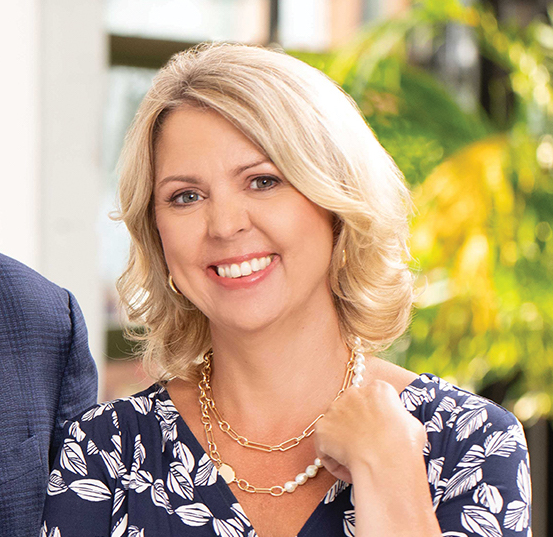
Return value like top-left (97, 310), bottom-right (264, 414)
top-left (199, 349), bottom-right (355, 453)
top-left (198, 348), bottom-right (356, 495)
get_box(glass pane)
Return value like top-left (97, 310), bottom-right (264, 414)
top-left (105, 0), bottom-right (269, 44)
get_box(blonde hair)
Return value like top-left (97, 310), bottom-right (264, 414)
top-left (117, 42), bottom-right (414, 382)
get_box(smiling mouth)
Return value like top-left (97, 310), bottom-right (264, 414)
top-left (213, 255), bottom-right (275, 279)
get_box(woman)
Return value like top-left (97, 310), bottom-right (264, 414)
top-left (42, 43), bottom-right (531, 537)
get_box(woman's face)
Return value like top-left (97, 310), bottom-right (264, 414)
top-left (154, 106), bottom-right (335, 333)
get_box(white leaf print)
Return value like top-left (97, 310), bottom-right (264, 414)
top-left (173, 440), bottom-right (195, 472)
top-left (112, 410), bottom-right (119, 430)
top-left (121, 473), bottom-right (131, 490)
top-left (111, 514), bottom-right (127, 537)
top-left (129, 469), bottom-right (154, 493)
top-left (436, 396), bottom-right (457, 413)
top-left (60, 439), bottom-right (88, 476)
top-left (175, 502), bottom-right (212, 526)
top-left (39, 522), bottom-right (48, 537)
top-left (231, 503), bottom-right (250, 526)
top-left (400, 385), bottom-right (434, 411)
top-left (343, 510), bottom-right (355, 537)
top-left (436, 377), bottom-right (455, 392)
top-left (100, 449), bottom-right (126, 480)
top-left (128, 526), bottom-right (145, 537)
top-left (129, 396), bottom-right (153, 415)
top-left (155, 399), bottom-right (179, 449)
top-left (194, 454), bottom-right (218, 486)
top-left (213, 518), bottom-right (244, 537)
top-left (130, 435), bottom-right (146, 476)
top-left (432, 485), bottom-right (444, 511)
top-left (323, 480), bottom-right (349, 504)
top-left (427, 457), bottom-right (444, 487)
top-left (473, 483), bottom-right (504, 514)
top-left (425, 412), bottom-right (443, 433)
top-left (446, 406), bottom-right (464, 429)
top-left (423, 437), bottom-right (431, 456)
top-left (87, 440), bottom-right (99, 455)
top-left (112, 434), bottom-right (122, 454)
top-left (82, 401), bottom-right (113, 421)
top-left (47, 470), bottom-right (68, 496)
top-left (69, 421), bottom-right (86, 442)
top-left (443, 466), bottom-right (483, 501)
top-left (459, 445), bottom-right (486, 468)
top-left (461, 505), bottom-right (502, 537)
top-left (68, 479), bottom-right (112, 501)
top-left (504, 500), bottom-right (529, 532)
top-left (48, 527), bottom-right (61, 537)
top-left (507, 423), bottom-right (527, 447)
top-left (167, 461), bottom-right (194, 500)
top-left (247, 530), bottom-right (258, 537)
top-left (151, 479), bottom-right (174, 514)
top-left (112, 488), bottom-right (125, 515)
top-left (463, 396), bottom-right (487, 410)
top-left (484, 431), bottom-right (517, 458)
top-left (455, 408), bottom-right (488, 441)
top-left (517, 459), bottom-right (532, 504)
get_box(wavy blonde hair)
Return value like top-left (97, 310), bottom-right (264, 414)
top-left (117, 42), bottom-right (414, 382)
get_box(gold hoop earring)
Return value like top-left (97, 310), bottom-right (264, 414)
top-left (168, 274), bottom-right (183, 296)
top-left (340, 249), bottom-right (347, 268)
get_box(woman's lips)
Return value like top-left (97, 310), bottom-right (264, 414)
top-left (207, 254), bottom-right (278, 288)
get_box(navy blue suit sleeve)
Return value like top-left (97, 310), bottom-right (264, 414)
top-left (50, 290), bottom-right (98, 467)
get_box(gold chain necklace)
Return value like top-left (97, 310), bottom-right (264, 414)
top-left (197, 346), bottom-right (366, 496)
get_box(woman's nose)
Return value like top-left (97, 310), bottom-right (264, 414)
top-left (206, 195), bottom-right (251, 239)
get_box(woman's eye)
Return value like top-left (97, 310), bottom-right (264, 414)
top-left (171, 191), bottom-right (203, 204)
top-left (251, 176), bottom-right (279, 190)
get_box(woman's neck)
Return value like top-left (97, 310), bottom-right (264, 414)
top-left (207, 309), bottom-right (350, 440)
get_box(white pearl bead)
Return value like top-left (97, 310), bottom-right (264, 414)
top-left (295, 472), bottom-right (308, 485)
top-left (305, 464), bottom-right (319, 478)
top-left (352, 373), bottom-right (364, 385)
top-left (314, 458), bottom-right (324, 468)
top-left (284, 480), bottom-right (298, 493)
top-left (354, 363), bottom-right (366, 375)
top-left (355, 354), bottom-right (365, 365)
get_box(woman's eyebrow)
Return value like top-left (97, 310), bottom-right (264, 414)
top-left (157, 175), bottom-right (201, 188)
top-left (231, 158), bottom-right (272, 176)
top-left (157, 158), bottom-right (272, 189)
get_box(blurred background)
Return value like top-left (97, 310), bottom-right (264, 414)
top-left (0, 0), bottom-right (551, 532)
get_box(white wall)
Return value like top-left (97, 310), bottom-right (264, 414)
top-left (0, 0), bottom-right (106, 376)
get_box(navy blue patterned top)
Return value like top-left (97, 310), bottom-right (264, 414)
top-left (41, 374), bottom-right (531, 537)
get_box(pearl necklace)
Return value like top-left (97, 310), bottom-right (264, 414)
top-left (198, 343), bottom-right (366, 496)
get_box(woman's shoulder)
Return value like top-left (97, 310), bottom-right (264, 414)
top-left (401, 373), bottom-right (528, 469)
top-left (63, 384), bottom-right (173, 447)
top-left (401, 373), bottom-right (521, 429)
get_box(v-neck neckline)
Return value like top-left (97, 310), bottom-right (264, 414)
top-left (154, 373), bottom-right (430, 536)
top-left (156, 384), bottom-right (348, 536)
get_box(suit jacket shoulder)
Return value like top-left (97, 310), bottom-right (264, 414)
top-left (0, 253), bottom-right (98, 537)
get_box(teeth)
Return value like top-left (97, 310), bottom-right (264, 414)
top-left (240, 261), bottom-right (252, 276)
top-left (216, 255), bottom-right (273, 279)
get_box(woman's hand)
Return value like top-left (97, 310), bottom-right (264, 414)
top-left (314, 379), bottom-right (442, 537)
top-left (314, 379), bottom-right (426, 482)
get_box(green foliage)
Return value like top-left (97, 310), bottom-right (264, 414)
top-left (295, 0), bottom-right (553, 419)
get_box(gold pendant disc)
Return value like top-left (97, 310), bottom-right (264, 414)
top-left (218, 463), bottom-right (236, 484)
